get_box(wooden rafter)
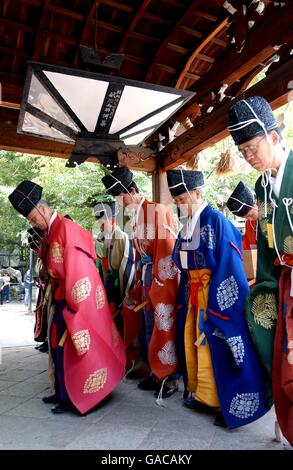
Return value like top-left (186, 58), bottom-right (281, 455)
top-left (0, 46), bottom-right (28, 58)
top-left (197, 53), bottom-right (215, 63)
top-left (180, 25), bottom-right (203, 38)
top-left (0, 17), bottom-right (35, 33)
top-left (48, 5), bottom-right (84, 21)
top-left (32, 0), bottom-right (51, 61)
top-left (44, 31), bottom-right (77, 45)
top-left (161, 0), bottom-right (184, 8)
top-left (167, 43), bottom-right (188, 54)
top-left (176, 18), bottom-right (228, 88)
top-left (192, 5), bottom-right (292, 98)
top-left (127, 31), bottom-right (160, 44)
top-left (100, 0), bottom-right (133, 13)
top-left (96, 20), bottom-right (123, 33)
top-left (143, 12), bottom-right (173, 25)
top-left (19, 0), bottom-right (41, 6)
top-left (73, 1), bottom-right (97, 66)
top-left (175, 2), bottom-right (293, 120)
top-left (145, 2), bottom-right (203, 82)
top-left (193, 8), bottom-right (218, 22)
top-left (211, 37), bottom-right (226, 48)
top-left (161, 58), bottom-right (293, 170)
top-left (11, 1), bottom-right (27, 73)
top-left (154, 63), bottom-right (177, 74)
top-left (119, 0), bottom-right (152, 53)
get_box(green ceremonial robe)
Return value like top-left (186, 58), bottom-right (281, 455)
top-left (246, 150), bottom-right (293, 405)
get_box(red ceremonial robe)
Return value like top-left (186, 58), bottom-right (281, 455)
top-left (125, 199), bottom-right (179, 380)
top-left (242, 220), bottom-right (257, 250)
top-left (46, 214), bottom-right (125, 414)
top-left (273, 259), bottom-right (293, 446)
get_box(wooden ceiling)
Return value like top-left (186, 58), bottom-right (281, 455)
top-left (0, 0), bottom-right (292, 171)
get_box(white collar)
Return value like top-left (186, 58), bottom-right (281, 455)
top-left (273, 147), bottom-right (289, 198)
top-left (182, 201), bottom-right (208, 240)
top-left (48, 211), bottom-right (57, 233)
top-left (134, 197), bottom-right (145, 227)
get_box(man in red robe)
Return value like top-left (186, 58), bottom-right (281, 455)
top-left (9, 180), bottom-right (125, 415)
top-left (102, 167), bottom-right (179, 399)
top-left (226, 181), bottom-right (258, 250)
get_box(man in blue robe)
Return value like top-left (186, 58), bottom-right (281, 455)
top-left (167, 168), bottom-right (270, 429)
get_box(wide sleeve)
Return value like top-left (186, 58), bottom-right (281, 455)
top-left (61, 228), bottom-right (108, 355)
top-left (205, 216), bottom-right (250, 366)
top-left (245, 224), bottom-right (279, 378)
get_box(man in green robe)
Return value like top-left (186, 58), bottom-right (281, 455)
top-left (228, 96), bottom-right (293, 446)
top-left (93, 201), bottom-right (135, 336)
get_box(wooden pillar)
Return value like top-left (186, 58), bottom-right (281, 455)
top-left (152, 172), bottom-right (160, 203)
top-left (152, 171), bottom-right (173, 204)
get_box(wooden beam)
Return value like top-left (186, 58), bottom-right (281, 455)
top-left (196, 53), bottom-right (215, 64)
top-left (96, 20), bottom-right (123, 33)
top-left (119, 0), bottom-right (152, 53)
top-left (0, 46), bottom-right (29, 58)
top-left (154, 63), bottom-right (177, 74)
top-left (180, 25), bottom-right (203, 38)
top-left (48, 5), bottom-right (84, 21)
top-left (73, 1), bottom-right (97, 66)
top-left (145, 2), bottom-right (201, 82)
top-left (211, 37), bottom-right (227, 48)
top-left (123, 54), bottom-right (148, 65)
top-left (176, 18), bottom-right (228, 88)
top-left (0, 102), bottom-right (20, 110)
top-left (117, 148), bottom-right (156, 172)
top-left (192, 6), bottom-right (292, 98)
top-left (100, 0), bottom-right (133, 13)
top-left (185, 72), bottom-right (201, 81)
top-left (143, 12), bottom-right (173, 25)
top-left (43, 30), bottom-right (77, 45)
top-left (175, 3), bottom-right (293, 120)
top-left (161, 58), bottom-right (293, 170)
top-left (193, 9), bottom-right (218, 22)
top-left (128, 31), bottom-right (160, 44)
top-left (161, 0), bottom-right (184, 8)
top-left (167, 43), bottom-right (188, 54)
top-left (0, 17), bottom-right (35, 33)
top-left (19, 0), bottom-right (41, 6)
top-left (32, 0), bottom-right (51, 61)
top-left (0, 108), bottom-right (156, 171)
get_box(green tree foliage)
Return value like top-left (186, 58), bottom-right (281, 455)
top-left (0, 151), bottom-right (152, 252)
top-left (198, 139), bottom-right (259, 214)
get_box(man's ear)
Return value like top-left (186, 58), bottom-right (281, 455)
top-left (270, 130), bottom-right (280, 146)
top-left (195, 189), bottom-right (201, 199)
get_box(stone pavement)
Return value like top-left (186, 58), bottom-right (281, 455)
top-left (0, 302), bottom-right (287, 450)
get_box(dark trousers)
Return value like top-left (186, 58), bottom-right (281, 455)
top-left (49, 300), bottom-right (70, 404)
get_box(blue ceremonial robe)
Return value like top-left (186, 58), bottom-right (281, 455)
top-left (173, 204), bottom-right (270, 429)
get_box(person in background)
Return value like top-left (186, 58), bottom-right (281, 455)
top-left (0, 273), bottom-right (4, 305)
top-left (24, 268), bottom-right (34, 307)
top-left (167, 168), bottom-right (270, 429)
top-left (8, 180), bottom-right (126, 415)
top-left (93, 200), bottom-right (135, 336)
top-left (226, 181), bottom-right (258, 249)
top-left (228, 95), bottom-right (293, 446)
top-left (2, 273), bottom-right (10, 303)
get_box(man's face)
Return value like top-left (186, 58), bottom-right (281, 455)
top-left (116, 188), bottom-right (136, 208)
top-left (238, 132), bottom-right (277, 171)
top-left (244, 205), bottom-right (258, 222)
top-left (26, 205), bottom-right (48, 230)
top-left (100, 217), bottom-right (114, 234)
top-left (174, 190), bottom-right (200, 217)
